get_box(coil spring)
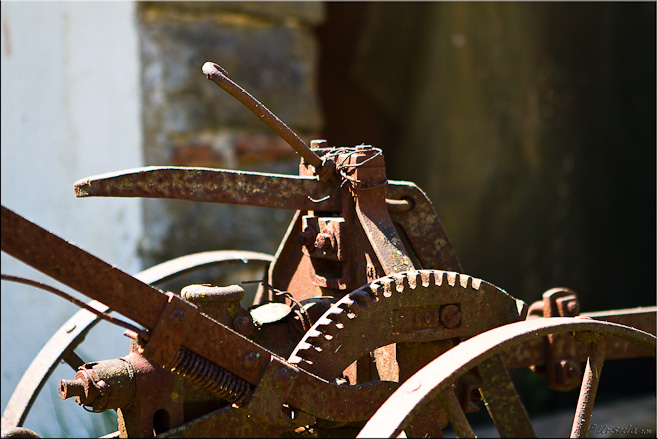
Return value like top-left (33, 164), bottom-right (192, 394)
top-left (168, 348), bottom-right (253, 406)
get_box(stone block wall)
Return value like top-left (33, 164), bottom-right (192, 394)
top-left (136, 2), bottom-right (325, 267)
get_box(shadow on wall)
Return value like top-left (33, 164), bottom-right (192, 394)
top-left (316, 1), bottom-right (656, 312)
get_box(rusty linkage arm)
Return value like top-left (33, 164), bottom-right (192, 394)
top-left (201, 62), bottom-right (326, 174)
top-left (0, 205), bottom-right (397, 427)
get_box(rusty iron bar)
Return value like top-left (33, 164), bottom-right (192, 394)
top-left (0, 205), bottom-right (271, 384)
top-left (73, 166), bottom-right (418, 217)
top-left (202, 62), bottom-right (323, 171)
top-left (74, 166), bottom-right (341, 211)
top-left (570, 333), bottom-right (607, 438)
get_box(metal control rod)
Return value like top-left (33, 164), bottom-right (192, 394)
top-left (202, 62), bottom-right (323, 170)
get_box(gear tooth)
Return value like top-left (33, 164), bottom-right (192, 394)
top-left (315, 319), bottom-right (336, 332)
top-left (305, 330), bottom-right (326, 347)
top-left (327, 311), bottom-right (346, 323)
top-left (288, 354), bottom-right (303, 365)
top-left (318, 322), bottom-right (340, 338)
top-left (350, 289), bottom-right (372, 307)
top-left (325, 306), bottom-right (349, 325)
top-left (296, 348), bottom-right (319, 363)
top-left (379, 278), bottom-right (394, 298)
top-left (405, 271), bottom-right (418, 289)
top-left (316, 317), bottom-right (334, 327)
top-left (420, 270), bottom-right (431, 288)
top-left (470, 277), bottom-right (482, 290)
top-left (338, 297), bottom-right (355, 311)
top-left (369, 283), bottom-right (382, 300)
top-left (296, 341), bottom-right (313, 351)
top-left (433, 270), bottom-right (445, 286)
top-left (446, 271), bottom-right (457, 287)
top-left (458, 273), bottom-right (470, 288)
top-left (393, 274), bottom-right (406, 292)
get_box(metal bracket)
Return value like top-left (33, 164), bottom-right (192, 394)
top-left (528, 288), bottom-right (583, 391)
top-left (139, 292), bottom-right (198, 368)
top-left (246, 356), bottom-right (301, 426)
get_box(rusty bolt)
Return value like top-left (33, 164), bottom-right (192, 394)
top-left (232, 315), bottom-right (255, 337)
top-left (169, 308), bottom-right (186, 324)
top-left (440, 304), bottom-right (461, 329)
top-left (314, 233), bottom-right (333, 251)
top-left (243, 352), bottom-right (260, 370)
top-left (566, 301), bottom-right (578, 313)
top-left (556, 295), bottom-right (580, 317)
top-left (273, 367), bottom-right (292, 387)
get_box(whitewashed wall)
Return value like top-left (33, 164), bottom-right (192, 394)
top-left (1, 2), bottom-right (143, 436)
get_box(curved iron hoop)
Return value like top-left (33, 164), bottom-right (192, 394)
top-left (1, 250), bottom-right (274, 431)
top-left (357, 317), bottom-right (656, 438)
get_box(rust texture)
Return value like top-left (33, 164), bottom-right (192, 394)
top-left (1, 59), bottom-right (656, 439)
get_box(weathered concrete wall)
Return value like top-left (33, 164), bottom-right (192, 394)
top-left (136, 2), bottom-right (325, 267)
top-left (1, 2), bottom-right (143, 437)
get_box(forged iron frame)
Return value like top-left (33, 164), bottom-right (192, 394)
top-left (1, 61), bottom-right (656, 438)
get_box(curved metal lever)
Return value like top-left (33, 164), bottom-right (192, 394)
top-left (202, 62), bottom-right (324, 171)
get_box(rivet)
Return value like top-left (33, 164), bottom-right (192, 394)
top-left (243, 352), bottom-right (260, 370)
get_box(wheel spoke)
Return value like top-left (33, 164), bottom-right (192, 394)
top-left (60, 348), bottom-right (86, 371)
top-left (478, 354), bottom-right (536, 438)
top-left (358, 318), bottom-right (655, 439)
top-left (570, 333), bottom-right (607, 438)
top-left (438, 387), bottom-right (475, 438)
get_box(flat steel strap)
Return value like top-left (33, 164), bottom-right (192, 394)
top-left (0, 206), bottom-right (273, 383)
top-left (1, 205), bottom-right (166, 330)
top-left (74, 166), bottom-right (341, 211)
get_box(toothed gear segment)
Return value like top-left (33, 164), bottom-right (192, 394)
top-left (288, 269), bottom-right (526, 380)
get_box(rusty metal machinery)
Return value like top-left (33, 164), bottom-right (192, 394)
top-left (1, 61), bottom-right (655, 438)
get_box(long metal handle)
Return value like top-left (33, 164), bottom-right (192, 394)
top-left (202, 62), bottom-right (323, 170)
